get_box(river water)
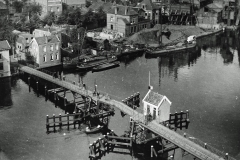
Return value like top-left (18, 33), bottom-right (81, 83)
top-left (0, 30), bottom-right (240, 159)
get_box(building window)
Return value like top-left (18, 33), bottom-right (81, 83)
top-left (56, 44), bottom-right (59, 50)
top-left (50, 45), bottom-right (53, 51)
top-left (43, 46), bottom-right (46, 52)
top-left (0, 54), bottom-right (2, 60)
top-left (111, 25), bottom-right (113, 30)
top-left (56, 53), bottom-right (59, 60)
top-left (51, 54), bottom-right (54, 61)
top-left (0, 62), bottom-right (3, 70)
top-left (110, 17), bottom-right (113, 21)
top-left (134, 26), bottom-right (137, 32)
top-left (43, 55), bottom-right (47, 62)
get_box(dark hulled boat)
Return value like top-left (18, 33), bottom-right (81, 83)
top-left (92, 61), bottom-right (120, 72)
top-left (145, 43), bottom-right (197, 58)
top-left (76, 57), bottom-right (117, 71)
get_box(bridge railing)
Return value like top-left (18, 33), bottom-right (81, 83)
top-left (166, 126), bottom-right (236, 160)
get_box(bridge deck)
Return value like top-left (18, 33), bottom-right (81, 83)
top-left (20, 66), bottom-right (232, 160)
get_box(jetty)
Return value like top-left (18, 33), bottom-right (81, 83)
top-left (19, 66), bottom-right (236, 160)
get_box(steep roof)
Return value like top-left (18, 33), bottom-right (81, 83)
top-left (108, 5), bottom-right (138, 16)
top-left (35, 35), bottom-right (60, 46)
top-left (118, 17), bottom-right (130, 24)
top-left (35, 28), bottom-right (57, 33)
top-left (0, 40), bottom-right (11, 51)
top-left (205, 3), bottom-right (222, 13)
top-left (136, 0), bottom-right (159, 10)
top-left (143, 90), bottom-right (171, 107)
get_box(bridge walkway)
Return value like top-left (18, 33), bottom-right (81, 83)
top-left (20, 66), bottom-right (234, 160)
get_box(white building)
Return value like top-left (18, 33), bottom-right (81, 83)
top-left (0, 40), bottom-right (11, 77)
top-left (142, 88), bottom-right (171, 123)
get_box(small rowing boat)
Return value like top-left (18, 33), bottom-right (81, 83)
top-left (85, 125), bottom-right (103, 134)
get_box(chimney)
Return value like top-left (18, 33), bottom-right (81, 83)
top-left (115, 7), bottom-right (117, 14)
top-left (125, 6), bottom-right (128, 15)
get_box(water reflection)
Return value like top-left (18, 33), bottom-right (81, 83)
top-left (0, 77), bottom-right (12, 108)
top-left (158, 48), bottom-right (201, 84)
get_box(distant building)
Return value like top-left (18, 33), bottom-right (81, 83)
top-left (16, 33), bottom-right (34, 55)
top-left (33, 0), bottom-right (63, 17)
top-left (196, 2), bottom-right (223, 29)
top-left (135, 0), bottom-right (160, 25)
top-left (0, 1), bottom-right (8, 16)
top-left (33, 27), bottom-right (66, 38)
top-left (29, 35), bottom-right (61, 68)
top-left (106, 5), bottom-right (151, 37)
top-left (0, 40), bottom-right (11, 77)
top-left (62, 0), bottom-right (86, 8)
top-left (142, 88), bottom-right (171, 123)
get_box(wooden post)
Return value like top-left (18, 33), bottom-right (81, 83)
top-left (54, 92), bottom-right (57, 107)
top-left (36, 81), bottom-right (39, 97)
top-left (59, 114), bottom-right (62, 130)
top-left (73, 112), bottom-right (76, 129)
top-left (225, 153), bottom-right (229, 160)
top-left (151, 145), bottom-right (153, 158)
top-left (45, 86), bottom-right (48, 101)
top-left (53, 114), bottom-right (56, 132)
top-left (64, 97), bottom-right (67, 114)
top-left (106, 133), bottom-right (110, 152)
top-left (46, 115), bottom-right (49, 133)
top-left (28, 77), bottom-right (31, 92)
top-left (130, 135), bottom-right (133, 157)
top-left (67, 113), bottom-right (69, 130)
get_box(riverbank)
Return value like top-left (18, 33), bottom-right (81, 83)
top-left (124, 25), bottom-right (223, 48)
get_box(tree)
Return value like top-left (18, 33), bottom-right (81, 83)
top-left (96, 7), bottom-right (107, 27)
top-left (23, 3), bottom-right (42, 17)
top-left (42, 12), bottom-right (56, 26)
top-left (12, 1), bottom-right (24, 13)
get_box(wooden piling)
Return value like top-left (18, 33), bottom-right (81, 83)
top-left (28, 77), bottom-right (31, 92)
top-left (73, 112), bottom-right (76, 129)
top-left (59, 114), bottom-right (62, 130)
top-left (64, 97), bottom-right (67, 114)
top-left (45, 86), bottom-right (48, 101)
top-left (46, 115), bottom-right (49, 133)
top-left (36, 82), bottom-right (39, 97)
top-left (204, 143), bottom-right (207, 149)
top-left (67, 113), bottom-right (69, 130)
top-left (54, 92), bottom-right (57, 107)
top-left (53, 114), bottom-right (56, 132)
top-left (151, 145), bottom-right (153, 158)
top-left (225, 153), bottom-right (228, 160)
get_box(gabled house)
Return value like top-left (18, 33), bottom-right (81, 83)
top-left (34, 0), bottom-right (63, 18)
top-left (16, 33), bottom-right (34, 56)
top-left (135, 0), bottom-right (160, 25)
top-left (0, 40), bottom-right (11, 77)
top-left (196, 2), bottom-right (223, 29)
top-left (29, 35), bottom-right (61, 68)
top-left (107, 5), bottom-right (151, 37)
top-left (142, 89), bottom-right (171, 123)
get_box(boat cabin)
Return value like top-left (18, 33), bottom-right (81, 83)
top-left (142, 88), bottom-right (171, 123)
